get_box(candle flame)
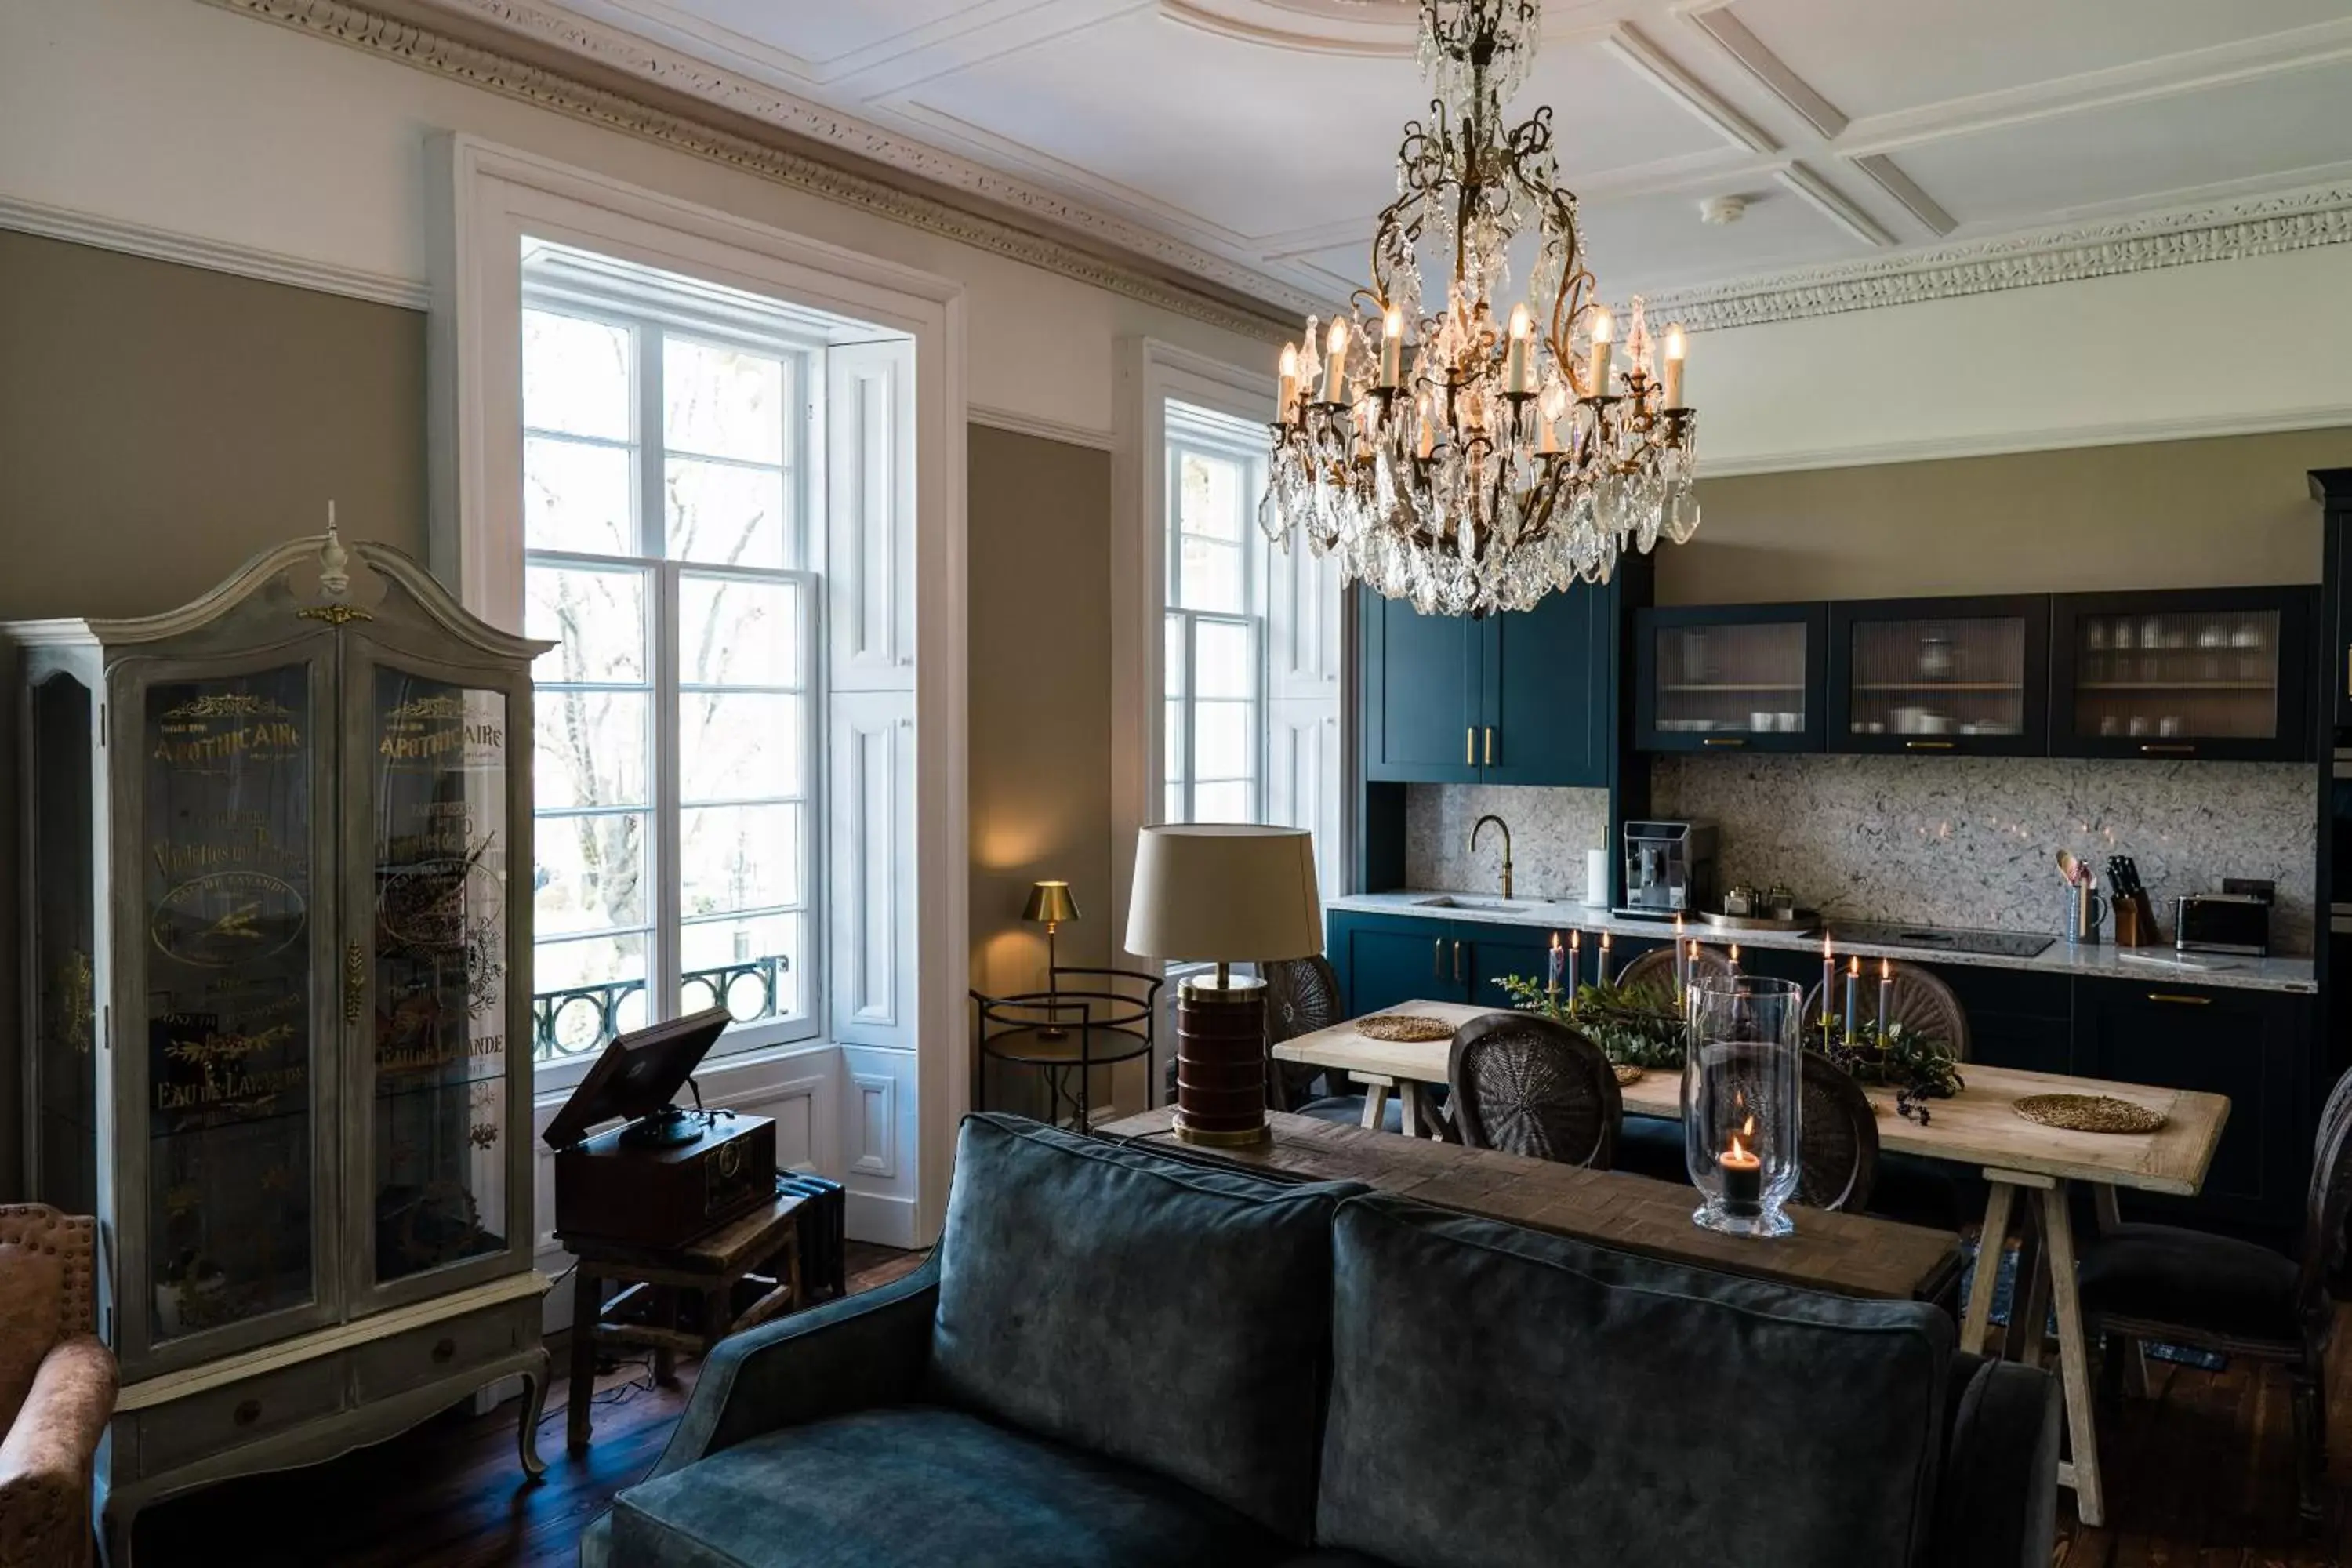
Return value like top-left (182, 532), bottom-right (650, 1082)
top-left (1664, 324), bottom-right (1687, 361)
top-left (1383, 304), bottom-right (1403, 340)
top-left (1849, 956), bottom-right (1861, 975)
top-left (1327, 317), bottom-right (1349, 355)
top-left (1591, 307), bottom-right (1613, 344)
top-left (1822, 933), bottom-right (1833, 958)
top-left (1508, 303), bottom-right (1533, 340)
top-left (1600, 931), bottom-right (1612, 949)
top-left (1882, 957), bottom-right (1893, 978)
top-left (1722, 1116), bottom-right (1759, 1167)
top-left (1570, 928), bottom-right (1581, 949)
top-left (1551, 931), bottom-right (1562, 950)
top-left (1279, 343), bottom-right (1298, 376)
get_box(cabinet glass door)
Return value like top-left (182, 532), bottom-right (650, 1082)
top-left (1830, 597), bottom-right (2049, 755)
top-left (2053, 589), bottom-right (2311, 760)
top-left (1636, 604), bottom-right (1824, 752)
top-left (365, 663), bottom-right (514, 1288)
top-left (140, 666), bottom-right (325, 1347)
top-left (30, 673), bottom-right (98, 1217)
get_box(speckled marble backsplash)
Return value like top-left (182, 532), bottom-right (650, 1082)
top-left (1406, 785), bottom-right (1613, 902)
top-left (1650, 754), bottom-right (2317, 955)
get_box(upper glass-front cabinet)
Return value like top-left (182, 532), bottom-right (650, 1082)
top-left (1634, 604), bottom-right (1826, 753)
top-left (1828, 595), bottom-right (2050, 757)
top-left (7, 533), bottom-right (546, 1378)
top-left (2050, 588), bottom-right (2314, 761)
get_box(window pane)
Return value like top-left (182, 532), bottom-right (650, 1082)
top-left (680, 692), bottom-right (804, 802)
top-left (526, 563), bottom-right (647, 685)
top-left (680, 803), bottom-right (801, 916)
top-left (1163, 615), bottom-right (1185, 702)
top-left (664, 339), bottom-right (786, 464)
top-left (680, 574), bottom-right (800, 689)
top-left (666, 457), bottom-right (786, 568)
top-left (1178, 537), bottom-right (1242, 613)
top-left (523, 310), bottom-right (630, 441)
top-left (534, 690), bottom-right (649, 810)
top-left (1194, 700), bottom-right (1250, 779)
top-left (1194, 781), bottom-right (1252, 823)
top-left (532, 931), bottom-right (649, 1061)
top-left (1163, 783), bottom-right (1181, 824)
top-left (1179, 451), bottom-right (1243, 541)
top-left (535, 811), bottom-right (650, 935)
top-left (1164, 701), bottom-right (1183, 782)
top-left (1195, 620), bottom-right (1251, 699)
top-left (681, 913), bottom-right (800, 1022)
top-left (525, 436), bottom-right (633, 557)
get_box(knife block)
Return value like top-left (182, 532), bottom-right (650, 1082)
top-left (2113, 891), bottom-right (2162, 948)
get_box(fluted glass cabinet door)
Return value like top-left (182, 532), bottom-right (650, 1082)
top-left (347, 641), bottom-right (534, 1312)
top-left (29, 671), bottom-right (99, 1218)
top-left (132, 658), bottom-right (339, 1366)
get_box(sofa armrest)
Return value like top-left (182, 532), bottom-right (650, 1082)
top-left (1932, 1352), bottom-right (2060, 1568)
top-left (0, 1337), bottom-right (116, 1568)
top-left (648, 1250), bottom-right (940, 1480)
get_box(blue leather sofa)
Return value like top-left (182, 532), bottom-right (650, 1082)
top-left (583, 1112), bottom-right (2059, 1568)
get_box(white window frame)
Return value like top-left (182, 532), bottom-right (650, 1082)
top-left (520, 270), bottom-right (826, 1066)
top-left (1162, 405), bottom-right (1269, 826)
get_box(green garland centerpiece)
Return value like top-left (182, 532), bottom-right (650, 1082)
top-left (1492, 973), bottom-right (1965, 1122)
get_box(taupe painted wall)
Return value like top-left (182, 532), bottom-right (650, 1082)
top-left (1660, 428), bottom-right (2350, 606)
top-left (0, 230), bottom-right (427, 619)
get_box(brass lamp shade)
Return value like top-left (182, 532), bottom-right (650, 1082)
top-left (1022, 880), bottom-right (1080, 926)
top-left (1123, 824), bottom-right (1321, 964)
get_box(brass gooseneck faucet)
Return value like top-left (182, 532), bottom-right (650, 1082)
top-left (1470, 814), bottom-right (1514, 901)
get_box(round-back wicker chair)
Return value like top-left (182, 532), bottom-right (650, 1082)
top-left (1446, 1013), bottom-right (1622, 1169)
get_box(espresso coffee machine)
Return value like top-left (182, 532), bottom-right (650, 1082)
top-left (1618, 819), bottom-right (1719, 918)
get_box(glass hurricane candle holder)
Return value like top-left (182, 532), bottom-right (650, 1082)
top-left (1681, 975), bottom-right (1804, 1237)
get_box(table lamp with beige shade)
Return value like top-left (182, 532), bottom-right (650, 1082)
top-left (1124, 823), bottom-right (1322, 1146)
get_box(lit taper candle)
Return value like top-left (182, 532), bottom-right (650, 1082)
top-left (1323, 316), bottom-right (1350, 405)
top-left (1381, 305), bottom-right (1404, 389)
top-left (1586, 307), bottom-right (1613, 397)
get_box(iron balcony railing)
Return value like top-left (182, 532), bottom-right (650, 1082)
top-left (531, 953), bottom-right (790, 1062)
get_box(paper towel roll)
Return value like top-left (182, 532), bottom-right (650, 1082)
top-left (1584, 847), bottom-right (1611, 909)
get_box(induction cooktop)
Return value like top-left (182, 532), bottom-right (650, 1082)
top-left (1828, 920), bottom-right (2054, 959)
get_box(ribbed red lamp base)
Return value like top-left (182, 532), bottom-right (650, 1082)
top-left (1171, 976), bottom-right (1270, 1146)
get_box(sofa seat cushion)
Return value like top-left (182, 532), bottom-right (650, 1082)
top-left (2076, 1222), bottom-right (2303, 1343)
top-left (1318, 1195), bottom-right (1955, 1568)
top-left (608, 1405), bottom-right (1291, 1568)
top-left (929, 1114), bottom-right (1363, 1544)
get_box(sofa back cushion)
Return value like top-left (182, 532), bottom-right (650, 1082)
top-left (929, 1114), bottom-right (1362, 1544)
top-left (1318, 1196), bottom-right (1954, 1568)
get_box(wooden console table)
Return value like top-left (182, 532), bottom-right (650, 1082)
top-left (559, 1191), bottom-right (804, 1453)
top-left (1098, 1108), bottom-right (1962, 1304)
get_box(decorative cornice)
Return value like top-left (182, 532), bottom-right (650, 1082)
top-left (1648, 183), bottom-right (2352, 332)
top-left (969, 404), bottom-right (1116, 452)
top-left (197, 0), bottom-right (1302, 342)
top-left (0, 193), bottom-right (431, 309)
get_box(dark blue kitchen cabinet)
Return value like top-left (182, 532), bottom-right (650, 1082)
top-left (1330, 912), bottom-right (1468, 1013)
top-left (1936, 966), bottom-right (2074, 1077)
top-left (1464, 927), bottom-right (1555, 1011)
top-left (1360, 583), bottom-right (1613, 787)
top-left (2077, 978), bottom-right (2310, 1238)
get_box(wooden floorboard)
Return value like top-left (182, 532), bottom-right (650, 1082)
top-left (136, 1252), bottom-right (2352, 1566)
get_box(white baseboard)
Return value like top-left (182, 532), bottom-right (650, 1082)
top-left (845, 1191), bottom-right (918, 1249)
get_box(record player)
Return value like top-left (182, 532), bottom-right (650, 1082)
top-left (543, 1006), bottom-right (775, 1248)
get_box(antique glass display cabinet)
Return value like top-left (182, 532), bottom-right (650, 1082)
top-left (8, 531), bottom-right (552, 1559)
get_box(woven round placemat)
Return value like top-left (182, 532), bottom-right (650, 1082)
top-left (1612, 1064), bottom-right (1646, 1087)
top-left (2013, 1093), bottom-right (2167, 1135)
top-left (1355, 1014), bottom-right (1455, 1043)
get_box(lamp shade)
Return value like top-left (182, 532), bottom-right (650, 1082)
top-left (1022, 880), bottom-right (1079, 925)
top-left (1124, 824), bottom-right (1321, 964)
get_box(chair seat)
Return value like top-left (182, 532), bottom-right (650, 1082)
top-left (609, 1405), bottom-right (1290, 1567)
top-left (1298, 1094), bottom-right (1405, 1134)
top-left (2076, 1222), bottom-right (2305, 1345)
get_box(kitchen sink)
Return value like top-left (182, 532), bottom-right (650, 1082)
top-left (1414, 895), bottom-right (1548, 914)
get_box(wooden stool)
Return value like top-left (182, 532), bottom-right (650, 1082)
top-left (558, 1189), bottom-right (805, 1454)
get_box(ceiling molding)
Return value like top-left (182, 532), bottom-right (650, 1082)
top-left (1646, 182), bottom-right (2352, 332)
top-left (1685, 5), bottom-right (1846, 139)
top-left (205, 0), bottom-right (1313, 336)
top-left (1849, 154), bottom-right (1955, 238)
top-left (1602, 23), bottom-right (1777, 154)
top-left (1776, 162), bottom-right (1893, 248)
top-left (970, 403), bottom-right (1117, 450)
top-left (0, 193), bottom-right (432, 309)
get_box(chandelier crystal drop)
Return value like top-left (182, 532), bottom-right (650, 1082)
top-left (1258, 0), bottom-right (1700, 615)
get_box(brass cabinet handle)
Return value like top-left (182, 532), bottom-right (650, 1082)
top-left (2146, 992), bottom-right (2212, 1006)
top-left (1483, 727), bottom-right (1494, 766)
top-left (1432, 938), bottom-right (1443, 978)
top-left (1466, 727), bottom-right (1475, 766)
top-left (343, 941), bottom-right (366, 1025)
top-left (2140, 743), bottom-right (2195, 755)
top-left (1701, 736), bottom-right (1746, 747)
top-left (1452, 939), bottom-right (1463, 984)
top-left (1904, 739), bottom-right (1955, 750)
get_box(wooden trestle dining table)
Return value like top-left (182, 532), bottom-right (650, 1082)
top-left (1269, 998), bottom-right (2234, 1529)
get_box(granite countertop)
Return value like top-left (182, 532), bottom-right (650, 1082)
top-left (1327, 889), bottom-right (2318, 995)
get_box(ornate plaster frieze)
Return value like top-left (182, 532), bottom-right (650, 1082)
top-left (196, 0), bottom-right (1309, 340)
top-left (1644, 183), bottom-right (2352, 333)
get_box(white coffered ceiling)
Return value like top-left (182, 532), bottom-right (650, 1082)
top-left (419, 0), bottom-right (2352, 318)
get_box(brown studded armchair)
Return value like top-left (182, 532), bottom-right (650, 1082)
top-left (0, 1205), bottom-right (115, 1568)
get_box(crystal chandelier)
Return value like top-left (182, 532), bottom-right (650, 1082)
top-left (1257, 0), bottom-right (1700, 615)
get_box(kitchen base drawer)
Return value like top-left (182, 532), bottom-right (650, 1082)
top-left (125, 1356), bottom-right (346, 1479)
top-left (350, 1298), bottom-right (532, 1405)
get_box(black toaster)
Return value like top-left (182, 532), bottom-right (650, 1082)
top-left (2174, 886), bottom-right (2272, 957)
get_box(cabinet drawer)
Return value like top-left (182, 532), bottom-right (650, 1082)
top-left (131, 1356), bottom-right (345, 1479)
top-left (350, 1301), bottom-right (529, 1405)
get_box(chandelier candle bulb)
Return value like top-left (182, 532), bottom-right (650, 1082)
top-left (1505, 303), bottom-right (1533, 394)
top-left (1278, 343), bottom-right (1299, 420)
top-left (1323, 317), bottom-right (1349, 404)
top-left (1587, 307), bottom-right (1613, 397)
top-left (1381, 306), bottom-right (1404, 388)
top-left (1663, 324), bottom-right (1686, 408)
